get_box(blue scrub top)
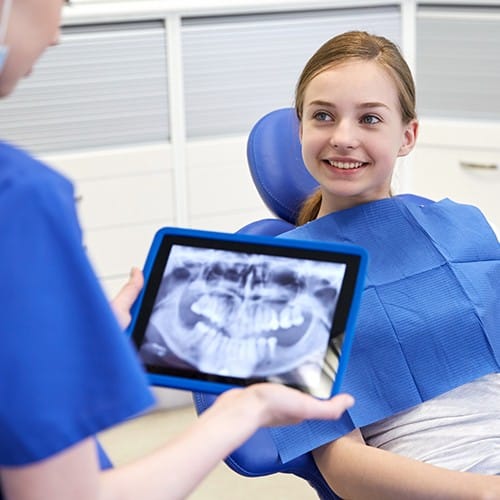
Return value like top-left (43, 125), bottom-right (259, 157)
top-left (0, 142), bottom-right (155, 483)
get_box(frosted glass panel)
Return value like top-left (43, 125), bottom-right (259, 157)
top-left (416, 6), bottom-right (500, 120)
top-left (182, 7), bottom-right (401, 138)
top-left (0, 22), bottom-right (169, 154)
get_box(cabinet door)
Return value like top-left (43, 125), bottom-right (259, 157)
top-left (412, 145), bottom-right (500, 231)
top-left (47, 146), bottom-right (176, 296)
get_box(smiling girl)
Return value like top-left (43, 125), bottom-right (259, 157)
top-left (271, 30), bottom-right (500, 499)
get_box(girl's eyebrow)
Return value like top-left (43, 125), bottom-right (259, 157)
top-left (307, 99), bottom-right (334, 108)
top-left (306, 99), bottom-right (390, 110)
top-left (359, 102), bottom-right (390, 110)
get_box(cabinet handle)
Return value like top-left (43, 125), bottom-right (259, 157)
top-left (459, 161), bottom-right (498, 171)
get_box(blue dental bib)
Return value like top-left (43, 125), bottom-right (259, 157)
top-left (270, 195), bottom-right (500, 463)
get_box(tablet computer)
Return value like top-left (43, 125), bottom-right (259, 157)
top-left (128, 227), bottom-right (367, 399)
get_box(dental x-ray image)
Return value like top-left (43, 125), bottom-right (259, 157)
top-left (139, 244), bottom-right (347, 390)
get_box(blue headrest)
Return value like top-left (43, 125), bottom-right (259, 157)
top-left (246, 107), bottom-right (319, 225)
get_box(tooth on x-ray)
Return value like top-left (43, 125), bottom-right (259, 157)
top-left (141, 246), bottom-right (345, 386)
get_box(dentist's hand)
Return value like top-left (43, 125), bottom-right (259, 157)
top-left (213, 383), bottom-right (355, 428)
top-left (111, 267), bottom-right (144, 329)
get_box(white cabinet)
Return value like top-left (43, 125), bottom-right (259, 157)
top-left (45, 145), bottom-right (176, 294)
top-left (412, 3), bottom-right (500, 230)
top-left (412, 138), bottom-right (500, 229)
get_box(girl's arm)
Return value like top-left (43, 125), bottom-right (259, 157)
top-left (313, 429), bottom-right (500, 500)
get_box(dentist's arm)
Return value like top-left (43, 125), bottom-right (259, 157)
top-left (100, 384), bottom-right (354, 500)
top-left (1, 385), bottom-right (354, 500)
top-left (1, 269), bottom-right (355, 500)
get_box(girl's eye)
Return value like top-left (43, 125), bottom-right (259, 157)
top-left (313, 111), bottom-right (332, 122)
top-left (361, 115), bottom-right (380, 125)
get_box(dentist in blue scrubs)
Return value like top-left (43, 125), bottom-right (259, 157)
top-left (0, 1), bottom-right (354, 499)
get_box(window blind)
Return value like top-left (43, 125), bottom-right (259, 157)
top-left (0, 21), bottom-right (169, 154)
top-left (416, 6), bottom-right (500, 120)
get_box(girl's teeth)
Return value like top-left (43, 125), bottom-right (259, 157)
top-left (328, 160), bottom-right (363, 169)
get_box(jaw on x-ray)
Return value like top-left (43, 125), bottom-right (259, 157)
top-left (140, 245), bottom-right (345, 387)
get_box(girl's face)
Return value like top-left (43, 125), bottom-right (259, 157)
top-left (300, 59), bottom-right (418, 215)
top-left (0, 0), bottom-right (63, 97)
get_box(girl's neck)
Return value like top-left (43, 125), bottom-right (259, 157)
top-left (318, 192), bottom-right (392, 217)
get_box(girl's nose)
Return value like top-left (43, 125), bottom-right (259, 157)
top-left (329, 119), bottom-right (357, 150)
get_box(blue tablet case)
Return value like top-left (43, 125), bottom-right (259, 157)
top-left (127, 227), bottom-right (367, 398)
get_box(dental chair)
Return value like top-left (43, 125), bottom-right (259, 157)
top-left (193, 108), bottom-right (342, 500)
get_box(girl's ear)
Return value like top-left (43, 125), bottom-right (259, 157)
top-left (398, 119), bottom-right (418, 157)
top-left (299, 122), bottom-right (303, 144)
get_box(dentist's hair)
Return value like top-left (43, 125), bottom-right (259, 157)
top-left (294, 31), bottom-right (417, 225)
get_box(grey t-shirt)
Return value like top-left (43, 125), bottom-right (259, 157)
top-left (362, 372), bottom-right (500, 474)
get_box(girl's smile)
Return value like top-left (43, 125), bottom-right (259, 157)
top-left (322, 156), bottom-right (369, 178)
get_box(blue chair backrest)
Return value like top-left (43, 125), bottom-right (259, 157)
top-left (246, 107), bottom-right (318, 225)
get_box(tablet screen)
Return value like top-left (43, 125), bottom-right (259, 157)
top-left (129, 228), bottom-right (366, 398)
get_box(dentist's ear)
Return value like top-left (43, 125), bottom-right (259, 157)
top-left (398, 119), bottom-right (419, 157)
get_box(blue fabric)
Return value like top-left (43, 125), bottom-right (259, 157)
top-left (0, 141), bottom-right (155, 471)
top-left (270, 195), bottom-right (500, 463)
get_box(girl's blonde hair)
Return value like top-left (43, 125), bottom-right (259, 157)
top-left (295, 31), bottom-right (417, 226)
